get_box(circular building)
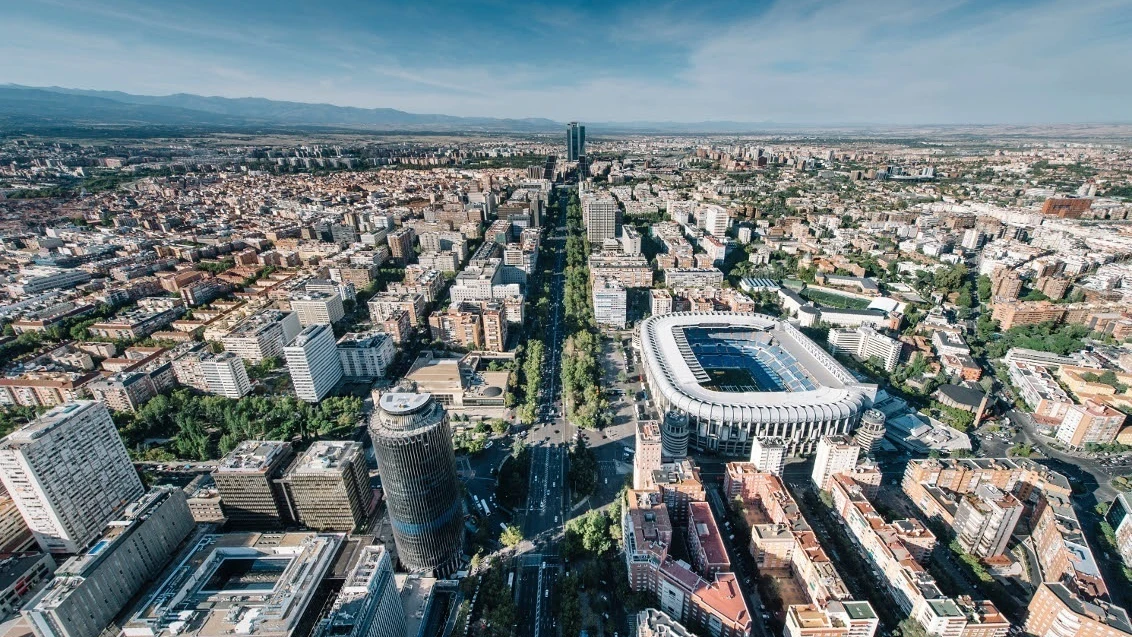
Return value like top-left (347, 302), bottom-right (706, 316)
top-left (661, 411), bottom-right (691, 459)
top-left (638, 312), bottom-right (875, 456)
top-left (370, 391), bottom-right (464, 577)
top-left (854, 408), bottom-right (887, 456)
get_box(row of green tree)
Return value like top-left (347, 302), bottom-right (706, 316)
top-left (114, 389), bottom-right (362, 461)
top-left (560, 190), bottom-right (611, 429)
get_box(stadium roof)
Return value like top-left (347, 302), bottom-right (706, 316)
top-left (640, 312), bottom-right (874, 425)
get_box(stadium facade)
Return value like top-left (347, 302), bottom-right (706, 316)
top-left (638, 312), bottom-right (876, 456)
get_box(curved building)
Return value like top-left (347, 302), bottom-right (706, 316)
top-left (854, 409), bottom-right (887, 456)
top-left (639, 312), bottom-right (876, 456)
top-left (370, 391), bottom-right (464, 576)
top-left (661, 411), bottom-right (691, 460)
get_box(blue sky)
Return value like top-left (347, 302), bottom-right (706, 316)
top-left (2, 0), bottom-right (1130, 124)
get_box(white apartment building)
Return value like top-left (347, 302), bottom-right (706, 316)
top-left (198, 351), bottom-right (252, 399)
top-left (593, 277), bottom-right (628, 329)
top-left (699, 204), bottom-right (731, 238)
top-left (222, 311), bottom-right (302, 362)
top-left (827, 326), bottom-right (902, 372)
top-left (953, 484), bottom-right (1023, 558)
top-left (621, 225), bottom-right (643, 256)
top-left (582, 194), bottom-right (620, 244)
top-left (284, 324), bottom-right (343, 402)
top-left (811, 435), bottom-right (860, 492)
top-left (650, 289), bottom-right (673, 316)
top-left (290, 292), bottom-right (345, 326)
top-left (449, 262), bottom-right (523, 306)
top-left (337, 331), bottom-right (396, 379)
top-left (0, 401), bottom-right (144, 554)
top-left (750, 437), bottom-right (787, 476)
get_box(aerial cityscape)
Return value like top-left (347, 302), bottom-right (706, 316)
top-left (1, 2), bottom-right (1132, 637)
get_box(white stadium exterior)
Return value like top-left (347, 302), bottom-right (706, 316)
top-left (638, 312), bottom-right (877, 456)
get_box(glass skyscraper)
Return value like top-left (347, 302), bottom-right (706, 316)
top-left (566, 121), bottom-right (585, 161)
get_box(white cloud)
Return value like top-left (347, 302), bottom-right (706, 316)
top-left (1, 0), bottom-right (1129, 123)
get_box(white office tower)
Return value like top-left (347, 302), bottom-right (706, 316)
top-left (700, 204), bottom-right (731, 238)
top-left (750, 437), bottom-right (787, 476)
top-left (810, 435), bottom-right (860, 492)
top-left (582, 194), bottom-right (620, 244)
top-left (0, 401), bottom-right (144, 554)
top-left (593, 277), bottom-right (628, 328)
top-left (337, 331), bottom-right (396, 380)
top-left (313, 545), bottom-right (406, 637)
top-left (284, 324), bottom-right (344, 402)
top-left (661, 411), bottom-right (690, 460)
top-left (854, 409), bottom-right (886, 456)
top-left (198, 351), bottom-right (252, 398)
top-left (290, 292), bottom-right (346, 326)
top-left (24, 488), bottom-right (195, 637)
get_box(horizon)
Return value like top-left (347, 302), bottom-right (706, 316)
top-left (2, 0), bottom-right (1131, 126)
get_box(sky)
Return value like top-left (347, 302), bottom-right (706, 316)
top-left (2, 0), bottom-right (1130, 124)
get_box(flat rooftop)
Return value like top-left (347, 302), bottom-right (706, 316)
top-left (288, 441), bottom-right (361, 475)
top-left (639, 312), bottom-right (872, 424)
top-left (125, 532), bottom-right (342, 637)
top-left (0, 400), bottom-right (103, 447)
top-left (216, 440), bottom-right (291, 473)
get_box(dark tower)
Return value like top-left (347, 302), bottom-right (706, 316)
top-left (566, 122), bottom-right (585, 162)
top-left (370, 391), bottom-right (464, 576)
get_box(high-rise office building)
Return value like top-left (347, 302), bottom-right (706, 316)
top-left (212, 440), bottom-right (294, 528)
top-left (284, 324), bottom-right (344, 402)
top-left (0, 401), bottom-right (144, 554)
top-left (582, 193), bottom-right (620, 244)
top-left (369, 391), bottom-right (464, 576)
top-left (280, 441), bottom-right (373, 532)
top-left (811, 435), bottom-right (860, 492)
top-left (23, 488), bottom-right (195, 637)
top-left (198, 351), bottom-right (252, 398)
top-left (566, 122), bottom-right (585, 162)
top-left (312, 545), bottom-right (407, 637)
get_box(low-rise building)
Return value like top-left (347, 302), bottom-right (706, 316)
top-left (123, 532), bottom-right (342, 637)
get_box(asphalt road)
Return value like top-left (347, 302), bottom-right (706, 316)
top-left (515, 189), bottom-right (571, 637)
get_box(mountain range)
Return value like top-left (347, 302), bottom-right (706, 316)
top-left (0, 84), bottom-right (792, 134)
top-left (0, 85), bottom-right (566, 133)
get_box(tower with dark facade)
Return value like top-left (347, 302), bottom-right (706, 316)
top-left (369, 391), bottom-right (464, 576)
top-left (566, 121), bottom-right (585, 162)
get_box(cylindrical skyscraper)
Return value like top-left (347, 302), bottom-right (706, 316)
top-left (854, 409), bottom-right (886, 456)
top-left (370, 391), bottom-right (464, 577)
top-left (661, 411), bottom-right (690, 460)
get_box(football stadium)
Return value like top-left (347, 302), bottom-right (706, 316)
top-left (639, 312), bottom-right (877, 456)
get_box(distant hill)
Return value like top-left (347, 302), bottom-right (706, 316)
top-left (0, 85), bottom-right (562, 132)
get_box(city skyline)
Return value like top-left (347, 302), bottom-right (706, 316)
top-left (2, 0), bottom-right (1130, 125)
